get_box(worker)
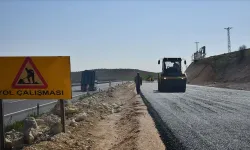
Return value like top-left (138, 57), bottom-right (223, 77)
top-left (173, 62), bottom-right (180, 70)
top-left (134, 72), bottom-right (142, 94)
top-left (25, 68), bottom-right (35, 84)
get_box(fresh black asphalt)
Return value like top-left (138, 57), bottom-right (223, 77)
top-left (141, 82), bottom-right (250, 150)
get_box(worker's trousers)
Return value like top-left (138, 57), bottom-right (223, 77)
top-left (136, 85), bottom-right (141, 94)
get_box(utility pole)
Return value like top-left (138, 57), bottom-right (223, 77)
top-left (195, 42), bottom-right (199, 51)
top-left (224, 27), bottom-right (232, 53)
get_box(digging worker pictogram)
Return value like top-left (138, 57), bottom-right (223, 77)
top-left (25, 68), bottom-right (35, 84)
top-left (134, 72), bottom-right (142, 94)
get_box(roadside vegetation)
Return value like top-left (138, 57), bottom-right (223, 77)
top-left (5, 113), bottom-right (43, 132)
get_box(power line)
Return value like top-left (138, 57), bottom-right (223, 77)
top-left (224, 27), bottom-right (232, 53)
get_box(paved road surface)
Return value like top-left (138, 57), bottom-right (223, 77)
top-left (141, 82), bottom-right (250, 150)
top-left (3, 82), bottom-right (121, 115)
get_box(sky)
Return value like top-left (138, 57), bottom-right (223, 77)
top-left (1, 1), bottom-right (250, 72)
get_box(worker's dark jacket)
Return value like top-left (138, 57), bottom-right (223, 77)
top-left (134, 76), bottom-right (142, 87)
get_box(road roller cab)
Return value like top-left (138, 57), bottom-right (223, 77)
top-left (157, 58), bottom-right (187, 92)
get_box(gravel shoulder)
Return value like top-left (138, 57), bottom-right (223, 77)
top-left (188, 82), bottom-right (250, 91)
top-left (23, 82), bottom-right (165, 150)
top-left (202, 82), bottom-right (250, 91)
top-left (91, 89), bottom-right (165, 150)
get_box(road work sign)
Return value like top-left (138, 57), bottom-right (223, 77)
top-left (0, 56), bottom-right (72, 99)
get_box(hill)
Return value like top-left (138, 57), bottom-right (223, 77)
top-left (185, 48), bottom-right (250, 90)
top-left (71, 69), bottom-right (158, 83)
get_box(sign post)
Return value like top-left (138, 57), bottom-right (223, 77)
top-left (0, 99), bottom-right (4, 150)
top-left (60, 100), bottom-right (66, 133)
top-left (0, 56), bottom-right (72, 148)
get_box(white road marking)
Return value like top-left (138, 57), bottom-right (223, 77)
top-left (4, 101), bottom-right (57, 117)
top-left (5, 100), bottom-right (26, 104)
top-left (4, 93), bottom-right (84, 117)
top-left (3, 81), bottom-right (123, 117)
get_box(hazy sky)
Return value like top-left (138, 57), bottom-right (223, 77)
top-left (1, 1), bottom-right (250, 72)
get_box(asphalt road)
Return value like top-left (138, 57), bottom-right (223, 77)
top-left (141, 82), bottom-right (250, 150)
top-left (3, 82), bottom-right (121, 115)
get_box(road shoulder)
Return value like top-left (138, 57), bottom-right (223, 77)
top-left (22, 83), bottom-right (165, 150)
top-left (90, 89), bottom-right (165, 150)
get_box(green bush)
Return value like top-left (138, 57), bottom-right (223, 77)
top-left (5, 121), bottom-right (24, 132)
top-left (238, 45), bottom-right (247, 51)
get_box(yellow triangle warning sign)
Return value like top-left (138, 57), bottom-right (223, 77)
top-left (12, 57), bottom-right (48, 89)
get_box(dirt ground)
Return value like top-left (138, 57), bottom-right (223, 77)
top-left (23, 83), bottom-right (165, 150)
top-left (186, 49), bottom-right (250, 91)
top-left (90, 90), bottom-right (165, 150)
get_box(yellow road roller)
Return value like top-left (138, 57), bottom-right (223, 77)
top-left (157, 57), bottom-right (187, 92)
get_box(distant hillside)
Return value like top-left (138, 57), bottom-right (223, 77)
top-left (186, 48), bottom-right (250, 89)
top-left (71, 69), bottom-right (158, 83)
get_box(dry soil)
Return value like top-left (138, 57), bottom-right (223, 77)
top-left (23, 83), bottom-right (165, 150)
